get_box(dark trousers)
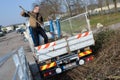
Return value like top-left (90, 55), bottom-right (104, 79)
top-left (30, 26), bottom-right (48, 47)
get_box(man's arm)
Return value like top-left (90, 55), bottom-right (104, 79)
top-left (21, 11), bottom-right (30, 17)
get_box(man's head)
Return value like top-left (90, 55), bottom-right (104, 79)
top-left (33, 5), bottom-right (40, 13)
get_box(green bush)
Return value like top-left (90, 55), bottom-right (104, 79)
top-left (92, 29), bottom-right (116, 54)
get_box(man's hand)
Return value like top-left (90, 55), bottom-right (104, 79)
top-left (21, 11), bottom-right (25, 16)
top-left (20, 11), bottom-right (30, 17)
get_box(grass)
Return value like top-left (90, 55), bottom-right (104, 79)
top-left (61, 12), bottom-right (120, 34)
top-left (61, 15), bottom-right (89, 34)
top-left (90, 12), bottom-right (120, 28)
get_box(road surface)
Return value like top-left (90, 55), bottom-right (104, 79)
top-left (0, 32), bottom-right (34, 80)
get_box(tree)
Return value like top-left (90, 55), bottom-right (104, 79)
top-left (39, 0), bottom-right (62, 20)
top-left (63, 0), bottom-right (85, 17)
top-left (106, 0), bottom-right (111, 13)
top-left (73, 0), bottom-right (85, 14)
top-left (113, 0), bottom-right (117, 12)
top-left (64, 0), bottom-right (73, 17)
top-left (88, 0), bottom-right (98, 13)
top-left (98, 0), bottom-right (104, 14)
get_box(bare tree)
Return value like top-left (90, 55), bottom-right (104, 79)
top-left (106, 0), bottom-right (111, 13)
top-left (98, 0), bottom-right (103, 14)
top-left (39, 0), bottom-right (62, 20)
top-left (63, 0), bottom-right (85, 17)
top-left (64, 0), bottom-right (73, 17)
top-left (113, 0), bottom-right (117, 12)
top-left (74, 0), bottom-right (87, 14)
top-left (88, 0), bottom-right (98, 13)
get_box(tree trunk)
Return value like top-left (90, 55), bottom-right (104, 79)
top-left (113, 0), bottom-right (117, 12)
top-left (106, 0), bottom-right (111, 13)
top-left (98, 0), bottom-right (103, 15)
top-left (100, 4), bottom-right (103, 15)
top-left (65, 0), bottom-right (72, 17)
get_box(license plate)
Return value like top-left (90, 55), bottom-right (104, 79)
top-left (63, 62), bottom-right (76, 69)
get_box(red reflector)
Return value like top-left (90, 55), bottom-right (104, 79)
top-left (86, 56), bottom-right (94, 62)
top-left (44, 71), bottom-right (53, 77)
top-left (44, 72), bottom-right (49, 77)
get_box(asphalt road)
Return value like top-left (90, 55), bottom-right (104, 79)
top-left (0, 32), bottom-right (34, 80)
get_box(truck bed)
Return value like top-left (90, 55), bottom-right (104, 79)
top-left (35, 31), bottom-right (95, 62)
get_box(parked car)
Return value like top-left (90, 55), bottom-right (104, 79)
top-left (0, 31), bottom-right (5, 37)
top-left (16, 28), bottom-right (26, 34)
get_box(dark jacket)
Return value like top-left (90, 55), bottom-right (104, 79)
top-left (21, 11), bottom-right (43, 28)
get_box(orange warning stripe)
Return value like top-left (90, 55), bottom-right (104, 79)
top-left (75, 32), bottom-right (89, 39)
top-left (78, 50), bottom-right (92, 57)
top-left (36, 32), bottom-right (90, 51)
top-left (40, 62), bottom-right (57, 71)
top-left (36, 42), bottom-right (56, 51)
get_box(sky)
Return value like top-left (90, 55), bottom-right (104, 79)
top-left (0, 0), bottom-right (97, 26)
top-left (0, 0), bottom-right (39, 26)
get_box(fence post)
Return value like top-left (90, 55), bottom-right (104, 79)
top-left (85, 13), bottom-right (91, 31)
top-left (69, 19), bottom-right (73, 36)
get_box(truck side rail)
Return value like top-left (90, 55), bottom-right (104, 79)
top-left (35, 31), bottom-right (95, 62)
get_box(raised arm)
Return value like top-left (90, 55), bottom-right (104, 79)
top-left (21, 11), bottom-right (30, 17)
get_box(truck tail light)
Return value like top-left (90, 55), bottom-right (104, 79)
top-left (86, 56), bottom-right (94, 62)
top-left (44, 71), bottom-right (54, 77)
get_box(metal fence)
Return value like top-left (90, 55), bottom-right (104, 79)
top-left (0, 47), bottom-right (32, 80)
top-left (61, 12), bottom-right (91, 36)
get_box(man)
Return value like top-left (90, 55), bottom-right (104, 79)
top-left (21, 5), bottom-right (48, 47)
